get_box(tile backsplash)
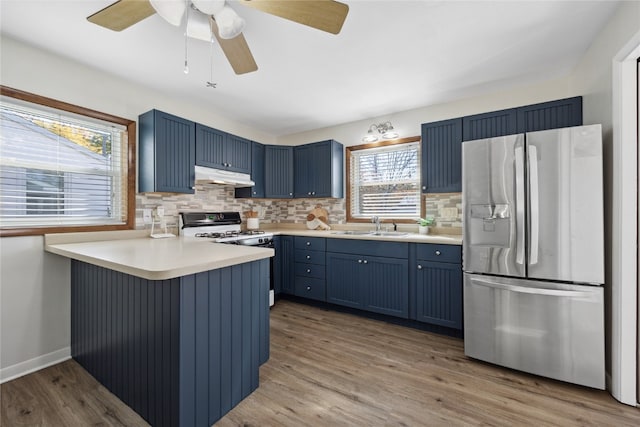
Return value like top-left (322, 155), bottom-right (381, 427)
top-left (136, 186), bottom-right (462, 230)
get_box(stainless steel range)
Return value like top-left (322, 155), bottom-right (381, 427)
top-left (180, 211), bottom-right (275, 305)
top-left (180, 211), bottom-right (274, 246)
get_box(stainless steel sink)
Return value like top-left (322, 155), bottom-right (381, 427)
top-left (331, 230), bottom-right (408, 237)
top-left (330, 230), bottom-right (374, 235)
top-left (368, 231), bottom-right (408, 237)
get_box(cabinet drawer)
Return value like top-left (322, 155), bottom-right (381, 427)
top-left (295, 262), bottom-right (326, 279)
top-left (294, 277), bottom-right (326, 301)
top-left (416, 244), bottom-right (461, 263)
top-left (295, 250), bottom-right (326, 265)
top-left (294, 236), bottom-right (326, 251)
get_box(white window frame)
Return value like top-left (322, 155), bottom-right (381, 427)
top-left (0, 86), bottom-right (136, 236)
top-left (346, 136), bottom-right (422, 223)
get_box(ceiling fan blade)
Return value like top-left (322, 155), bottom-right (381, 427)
top-left (210, 18), bottom-right (258, 75)
top-left (239, 0), bottom-right (348, 35)
top-left (87, 0), bottom-right (156, 31)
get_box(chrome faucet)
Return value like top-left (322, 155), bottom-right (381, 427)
top-left (372, 216), bottom-right (381, 232)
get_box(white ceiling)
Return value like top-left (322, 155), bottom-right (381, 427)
top-left (0, 1), bottom-right (620, 137)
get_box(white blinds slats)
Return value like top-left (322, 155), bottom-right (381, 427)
top-left (0, 98), bottom-right (127, 228)
top-left (351, 142), bottom-right (420, 219)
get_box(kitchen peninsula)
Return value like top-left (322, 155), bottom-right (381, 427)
top-left (45, 231), bottom-right (273, 427)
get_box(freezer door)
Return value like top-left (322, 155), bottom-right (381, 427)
top-left (526, 125), bottom-right (604, 284)
top-left (464, 273), bottom-right (605, 389)
top-left (462, 134), bottom-right (525, 277)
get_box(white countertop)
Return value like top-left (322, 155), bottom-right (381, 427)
top-left (45, 233), bottom-right (274, 281)
top-left (267, 227), bottom-right (463, 245)
top-left (44, 225), bottom-right (460, 281)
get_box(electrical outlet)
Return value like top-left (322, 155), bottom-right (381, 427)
top-left (143, 209), bottom-right (152, 224)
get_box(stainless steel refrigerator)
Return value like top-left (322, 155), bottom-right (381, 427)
top-left (462, 124), bottom-right (605, 389)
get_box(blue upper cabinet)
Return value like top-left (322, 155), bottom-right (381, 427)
top-left (462, 108), bottom-right (518, 141)
top-left (235, 142), bottom-right (265, 198)
top-left (294, 140), bottom-right (344, 198)
top-left (421, 118), bottom-right (463, 193)
top-left (195, 123), bottom-right (251, 174)
top-left (264, 145), bottom-right (294, 198)
top-left (516, 96), bottom-right (582, 133)
top-left (138, 109), bottom-right (195, 194)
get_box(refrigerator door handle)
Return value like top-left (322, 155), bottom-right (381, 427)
top-left (469, 276), bottom-right (595, 298)
top-left (528, 145), bottom-right (539, 265)
top-left (515, 146), bottom-right (525, 265)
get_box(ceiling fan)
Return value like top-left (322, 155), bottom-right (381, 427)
top-left (87, 0), bottom-right (349, 75)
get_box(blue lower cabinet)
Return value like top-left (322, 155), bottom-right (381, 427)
top-left (326, 252), bottom-right (409, 318)
top-left (276, 236), bottom-right (295, 294)
top-left (70, 259), bottom-right (270, 427)
top-left (415, 260), bottom-right (462, 329)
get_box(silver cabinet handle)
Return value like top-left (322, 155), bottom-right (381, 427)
top-left (435, 250), bottom-right (441, 256)
top-left (306, 269), bottom-right (311, 273)
top-left (363, 260), bottom-right (368, 264)
top-left (306, 255), bottom-right (311, 260)
top-left (358, 259), bottom-right (362, 263)
top-left (306, 241), bottom-right (311, 246)
top-left (417, 264), bottom-right (423, 270)
top-left (311, 191), bottom-right (315, 195)
top-left (306, 286), bottom-right (311, 291)
top-left (289, 192), bottom-right (293, 196)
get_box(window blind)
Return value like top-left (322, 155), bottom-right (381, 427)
top-left (350, 142), bottom-right (420, 219)
top-left (0, 97), bottom-right (128, 228)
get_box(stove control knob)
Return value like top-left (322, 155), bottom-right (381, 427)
top-left (259, 238), bottom-right (263, 243)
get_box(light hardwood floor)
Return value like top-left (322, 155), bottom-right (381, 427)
top-left (3, 299), bottom-right (639, 426)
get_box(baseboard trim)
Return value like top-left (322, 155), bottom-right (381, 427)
top-left (0, 347), bottom-right (71, 384)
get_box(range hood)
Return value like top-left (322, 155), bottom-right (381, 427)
top-left (194, 165), bottom-right (255, 187)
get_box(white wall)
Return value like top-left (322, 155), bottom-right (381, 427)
top-left (277, 77), bottom-right (572, 147)
top-left (0, 236), bottom-right (70, 381)
top-left (568, 0), bottom-right (640, 405)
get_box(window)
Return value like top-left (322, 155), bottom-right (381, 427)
top-left (0, 86), bottom-right (135, 236)
top-left (347, 137), bottom-right (421, 222)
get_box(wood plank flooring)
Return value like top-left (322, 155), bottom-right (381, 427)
top-left (3, 299), bottom-right (639, 426)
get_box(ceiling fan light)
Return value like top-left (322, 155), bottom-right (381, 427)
top-left (214, 4), bottom-right (246, 39)
top-left (149, 0), bottom-right (186, 26)
top-left (192, 0), bottom-right (225, 15)
top-left (186, 11), bottom-right (213, 41)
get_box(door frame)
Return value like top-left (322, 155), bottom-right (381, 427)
top-left (611, 29), bottom-right (640, 405)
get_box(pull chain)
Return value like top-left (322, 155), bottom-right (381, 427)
top-left (183, 0), bottom-right (189, 74)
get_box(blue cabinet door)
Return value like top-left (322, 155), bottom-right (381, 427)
top-left (361, 256), bottom-right (409, 318)
top-left (421, 118), bottom-right (463, 193)
top-left (139, 109), bottom-right (195, 194)
top-left (415, 260), bottom-right (462, 329)
top-left (195, 124), bottom-right (251, 174)
top-left (462, 108), bottom-right (518, 141)
top-left (265, 145), bottom-right (293, 198)
top-left (294, 140), bottom-right (343, 198)
top-left (279, 236), bottom-right (295, 294)
top-left (195, 123), bottom-right (226, 169)
top-left (293, 144), bottom-right (313, 197)
top-left (326, 251), bottom-right (408, 317)
top-left (516, 96), bottom-right (582, 133)
top-left (235, 142), bottom-right (265, 198)
top-left (326, 252), bottom-right (362, 309)
top-left (226, 134), bottom-right (252, 174)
